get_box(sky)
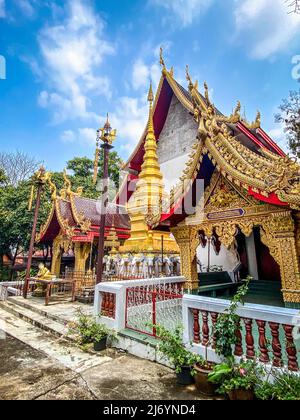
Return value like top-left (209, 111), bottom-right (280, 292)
top-left (0, 0), bottom-right (300, 172)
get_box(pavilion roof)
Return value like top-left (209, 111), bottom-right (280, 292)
top-left (37, 189), bottom-right (130, 244)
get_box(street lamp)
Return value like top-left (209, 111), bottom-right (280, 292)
top-left (96, 114), bottom-right (117, 284)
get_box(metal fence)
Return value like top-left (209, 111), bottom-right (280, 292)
top-left (125, 282), bottom-right (183, 337)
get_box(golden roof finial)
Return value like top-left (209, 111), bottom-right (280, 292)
top-left (204, 81), bottom-right (210, 103)
top-left (186, 65), bottom-right (194, 92)
top-left (234, 100), bottom-right (241, 118)
top-left (159, 46), bottom-right (166, 69)
top-left (170, 66), bottom-right (174, 77)
top-left (63, 169), bottom-right (72, 197)
top-left (186, 65), bottom-right (191, 82)
top-left (255, 110), bottom-right (261, 126)
top-left (104, 113), bottom-right (111, 132)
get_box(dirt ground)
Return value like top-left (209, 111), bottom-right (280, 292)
top-left (0, 333), bottom-right (208, 401)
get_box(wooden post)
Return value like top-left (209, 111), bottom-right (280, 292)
top-left (23, 176), bottom-right (44, 299)
top-left (96, 142), bottom-right (113, 284)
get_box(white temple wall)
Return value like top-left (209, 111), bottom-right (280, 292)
top-left (197, 244), bottom-right (240, 281)
top-left (157, 94), bottom-right (198, 191)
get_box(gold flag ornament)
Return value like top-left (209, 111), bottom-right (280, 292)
top-left (28, 184), bottom-right (35, 211)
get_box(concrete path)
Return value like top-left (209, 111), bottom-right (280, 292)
top-left (0, 309), bottom-right (207, 400)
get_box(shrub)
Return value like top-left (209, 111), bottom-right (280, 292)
top-left (255, 371), bottom-right (300, 401)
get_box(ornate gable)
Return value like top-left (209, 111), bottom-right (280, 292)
top-left (205, 172), bottom-right (258, 215)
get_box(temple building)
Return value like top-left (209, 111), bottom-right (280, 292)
top-left (36, 172), bottom-right (130, 277)
top-left (37, 53), bottom-right (300, 308)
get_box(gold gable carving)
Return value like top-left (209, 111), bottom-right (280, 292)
top-left (205, 174), bottom-right (257, 214)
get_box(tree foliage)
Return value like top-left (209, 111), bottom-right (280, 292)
top-left (275, 89), bottom-right (300, 158)
top-left (0, 150), bottom-right (123, 273)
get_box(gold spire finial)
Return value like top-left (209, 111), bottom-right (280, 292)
top-left (104, 113), bottom-right (111, 132)
top-left (147, 82), bottom-right (155, 134)
top-left (148, 81), bottom-right (154, 104)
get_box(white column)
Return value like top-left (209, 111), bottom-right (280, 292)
top-left (245, 233), bottom-right (259, 280)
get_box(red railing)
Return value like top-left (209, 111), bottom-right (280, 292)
top-left (125, 282), bottom-right (183, 337)
top-left (101, 292), bottom-right (116, 319)
top-left (191, 308), bottom-right (299, 372)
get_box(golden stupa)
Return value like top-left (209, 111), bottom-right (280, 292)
top-left (119, 83), bottom-right (179, 256)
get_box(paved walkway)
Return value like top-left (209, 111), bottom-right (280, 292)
top-left (0, 309), bottom-right (208, 400)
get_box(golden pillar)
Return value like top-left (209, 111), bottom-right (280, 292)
top-left (172, 226), bottom-right (199, 290)
top-left (294, 212), bottom-right (300, 266)
top-left (51, 239), bottom-right (62, 277)
top-left (265, 214), bottom-right (300, 307)
top-left (74, 243), bottom-right (90, 272)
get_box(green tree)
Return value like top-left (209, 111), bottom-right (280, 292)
top-left (0, 168), bottom-right (7, 186)
top-left (66, 153), bottom-right (124, 198)
top-left (0, 150), bottom-right (124, 276)
top-left (275, 89), bottom-right (300, 158)
top-left (0, 180), bottom-right (49, 274)
top-left (67, 157), bottom-right (94, 178)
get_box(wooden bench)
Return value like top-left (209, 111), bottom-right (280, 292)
top-left (30, 278), bottom-right (76, 306)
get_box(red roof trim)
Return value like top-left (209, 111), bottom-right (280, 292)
top-left (248, 188), bottom-right (288, 206)
top-left (236, 122), bottom-right (266, 150)
top-left (256, 128), bottom-right (286, 157)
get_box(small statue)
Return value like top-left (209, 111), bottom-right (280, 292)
top-left (37, 263), bottom-right (53, 281)
top-left (33, 263), bottom-right (54, 297)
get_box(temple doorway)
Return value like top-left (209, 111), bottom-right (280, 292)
top-left (197, 227), bottom-right (284, 306)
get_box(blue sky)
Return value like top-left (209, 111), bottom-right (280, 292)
top-left (0, 0), bottom-right (299, 171)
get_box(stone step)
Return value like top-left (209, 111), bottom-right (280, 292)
top-left (0, 307), bottom-right (112, 373)
top-left (0, 300), bottom-right (71, 341)
top-left (4, 296), bottom-right (75, 326)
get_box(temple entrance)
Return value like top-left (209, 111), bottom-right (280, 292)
top-left (196, 226), bottom-right (284, 306)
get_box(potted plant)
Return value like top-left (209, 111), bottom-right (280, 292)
top-left (91, 322), bottom-right (111, 351)
top-left (68, 309), bottom-right (115, 352)
top-left (208, 357), bottom-right (261, 400)
top-left (255, 370), bottom-right (300, 401)
top-left (193, 346), bottom-right (217, 397)
top-left (154, 325), bottom-right (203, 386)
top-left (193, 278), bottom-right (251, 398)
top-left (214, 277), bottom-right (251, 358)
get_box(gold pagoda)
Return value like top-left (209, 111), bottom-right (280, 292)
top-left (119, 83), bottom-right (179, 256)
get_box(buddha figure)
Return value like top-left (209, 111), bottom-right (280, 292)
top-left (37, 263), bottom-right (54, 280)
top-left (33, 263), bottom-right (54, 297)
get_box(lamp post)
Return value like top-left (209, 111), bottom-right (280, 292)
top-left (96, 115), bottom-right (117, 284)
top-left (23, 167), bottom-right (48, 299)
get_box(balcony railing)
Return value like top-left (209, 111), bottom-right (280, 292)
top-left (183, 295), bottom-right (300, 372)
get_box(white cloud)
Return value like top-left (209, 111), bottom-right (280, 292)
top-left (61, 130), bottom-right (76, 143)
top-left (132, 59), bottom-right (161, 91)
top-left (151, 0), bottom-right (213, 27)
top-left (268, 123), bottom-right (288, 153)
top-left (110, 97), bottom-right (149, 154)
top-left (0, 0), bottom-right (5, 18)
top-left (234, 0), bottom-right (300, 59)
top-left (60, 127), bottom-right (96, 146)
top-left (37, 0), bottom-right (114, 123)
